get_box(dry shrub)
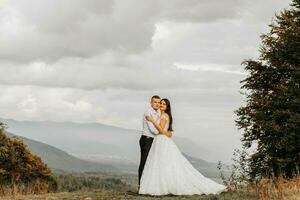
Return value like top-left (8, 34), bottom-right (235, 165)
top-left (255, 175), bottom-right (300, 200)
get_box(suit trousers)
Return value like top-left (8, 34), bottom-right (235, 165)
top-left (138, 135), bottom-right (154, 187)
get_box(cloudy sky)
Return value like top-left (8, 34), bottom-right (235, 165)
top-left (0, 0), bottom-right (291, 162)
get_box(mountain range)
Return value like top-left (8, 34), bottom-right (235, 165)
top-left (1, 118), bottom-right (229, 180)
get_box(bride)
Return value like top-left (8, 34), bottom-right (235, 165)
top-left (138, 98), bottom-right (227, 196)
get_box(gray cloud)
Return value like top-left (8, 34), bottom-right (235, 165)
top-left (0, 0), bottom-right (156, 62)
top-left (0, 56), bottom-right (245, 91)
top-left (157, 0), bottom-right (245, 22)
top-left (0, 0), bottom-right (290, 63)
top-left (0, 0), bottom-right (290, 90)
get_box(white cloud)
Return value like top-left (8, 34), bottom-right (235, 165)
top-left (174, 63), bottom-right (247, 75)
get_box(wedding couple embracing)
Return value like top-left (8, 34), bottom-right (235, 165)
top-left (138, 95), bottom-right (226, 196)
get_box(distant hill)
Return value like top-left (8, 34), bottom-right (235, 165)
top-left (5, 132), bottom-right (118, 173)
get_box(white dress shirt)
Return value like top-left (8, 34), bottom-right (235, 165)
top-left (142, 106), bottom-right (161, 138)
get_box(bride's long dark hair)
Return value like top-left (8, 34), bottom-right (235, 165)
top-left (161, 98), bottom-right (173, 131)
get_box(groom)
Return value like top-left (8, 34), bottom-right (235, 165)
top-left (138, 95), bottom-right (172, 189)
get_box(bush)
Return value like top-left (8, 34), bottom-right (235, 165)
top-left (0, 122), bottom-right (57, 196)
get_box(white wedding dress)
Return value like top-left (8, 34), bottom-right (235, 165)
top-left (139, 114), bottom-right (226, 196)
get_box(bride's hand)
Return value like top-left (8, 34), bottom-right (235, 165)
top-left (165, 131), bottom-right (173, 138)
top-left (146, 115), bottom-right (154, 122)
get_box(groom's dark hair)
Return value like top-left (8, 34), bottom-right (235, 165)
top-left (151, 95), bottom-right (160, 101)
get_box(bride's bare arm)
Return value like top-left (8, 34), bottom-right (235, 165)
top-left (146, 115), bottom-right (168, 135)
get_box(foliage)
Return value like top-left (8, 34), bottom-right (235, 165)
top-left (0, 122), bottom-right (57, 195)
top-left (218, 147), bottom-right (251, 190)
top-left (235, 0), bottom-right (300, 179)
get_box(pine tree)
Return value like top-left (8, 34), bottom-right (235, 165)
top-left (235, 0), bottom-right (300, 180)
